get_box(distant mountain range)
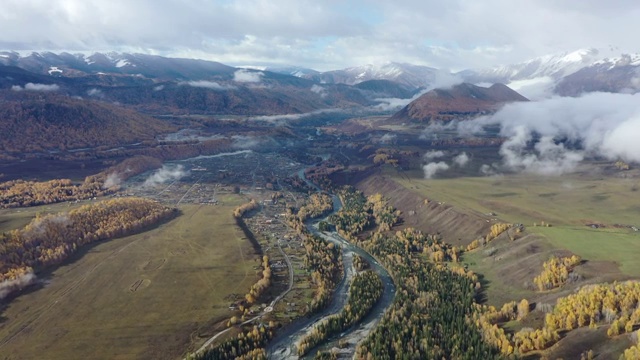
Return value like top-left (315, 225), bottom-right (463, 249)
top-left (3, 48), bottom-right (640, 98)
top-left (1, 48), bottom-right (639, 157)
top-left (11, 47), bottom-right (639, 160)
top-left (292, 49), bottom-right (640, 98)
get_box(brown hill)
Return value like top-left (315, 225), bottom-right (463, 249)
top-left (0, 91), bottom-right (174, 155)
top-left (390, 83), bottom-right (528, 122)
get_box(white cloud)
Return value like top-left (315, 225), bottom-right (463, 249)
top-left (231, 135), bottom-right (263, 149)
top-left (310, 84), bottom-right (327, 97)
top-left (379, 133), bottom-right (396, 144)
top-left (506, 76), bottom-right (555, 100)
top-left (0, 269), bottom-right (36, 300)
top-left (452, 152), bottom-right (469, 167)
top-left (247, 108), bottom-right (340, 124)
top-left (103, 173), bottom-right (121, 189)
top-left (11, 82), bottom-right (59, 91)
top-left (233, 69), bottom-right (263, 83)
top-left (480, 164), bottom-right (499, 176)
top-left (459, 92), bottom-right (640, 175)
top-left (143, 164), bottom-right (188, 187)
top-left (1, 1), bottom-right (640, 70)
top-left (179, 80), bottom-right (236, 90)
top-left (424, 150), bottom-right (445, 160)
top-left (87, 88), bottom-right (103, 97)
top-left (423, 161), bottom-right (449, 179)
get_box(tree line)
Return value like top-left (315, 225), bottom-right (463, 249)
top-left (0, 198), bottom-right (177, 298)
top-left (233, 199), bottom-right (259, 218)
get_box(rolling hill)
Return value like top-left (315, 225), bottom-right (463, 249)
top-left (390, 83), bottom-right (528, 122)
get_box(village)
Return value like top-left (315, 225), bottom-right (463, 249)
top-left (123, 149), bottom-right (323, 325)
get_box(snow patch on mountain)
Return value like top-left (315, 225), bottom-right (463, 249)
top-left (593, 53), bottom-right (640, 70)
top-left (48, 66), bottom-right (63, 75)
top-left (115, 59), bottom-right (131, 68)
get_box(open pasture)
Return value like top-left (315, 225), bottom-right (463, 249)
top-left (0, 199), bottom-right (259, 360)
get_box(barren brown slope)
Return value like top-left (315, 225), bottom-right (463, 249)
top-left (347, 169), bottom-right (492, 247)
top-left (390, 83), bottom-right (528, 123)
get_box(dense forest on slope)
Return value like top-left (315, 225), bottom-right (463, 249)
top-left (0, 91), bottom-right (174, 154)
top-left (0, 198), bottom-right (177, 297)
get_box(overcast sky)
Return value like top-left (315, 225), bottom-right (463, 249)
top-left (1, 0), bottom-right (638, 71)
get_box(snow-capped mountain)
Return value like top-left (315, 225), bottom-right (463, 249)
top-left (0, 51), bottom-right (235, 80)
top-left (262, 66), bottom-right (320, 78)
top-left (460, 48), bottom-right (602, 84)
top-left (302, 62), bottom-right (439, 89)
top-left (458, 48), bottom-right (640, 98)
top-left (555, 53), bottom-right (640, 96)
top-left (3, 49), bottom-right (640, 100)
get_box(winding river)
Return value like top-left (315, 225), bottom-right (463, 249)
top-left (265, 170), bottom-right (396, 359)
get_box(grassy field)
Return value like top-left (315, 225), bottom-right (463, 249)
top-left (533, 226), bottom-right (640, 276)
top-left (0, 200), bottom-right (89, 233)
top-left (0, 196), bottom-right (260, 360)
top-left (393, 168), bottom-right (640, 227)
top-left (385, 165), bottom-right (640, 301)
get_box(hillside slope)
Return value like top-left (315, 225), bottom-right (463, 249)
top-left (390, 83), bottom-right (528, 122)
top-left (0, 91), bottom-right (174, 154)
